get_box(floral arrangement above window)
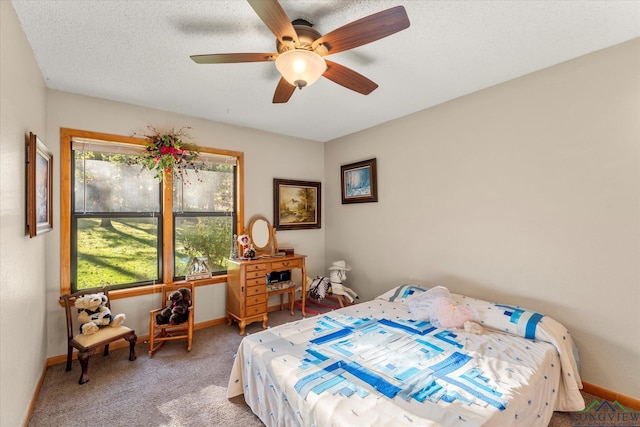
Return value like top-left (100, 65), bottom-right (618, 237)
top-left (133, 126), bottom-right (201, 183)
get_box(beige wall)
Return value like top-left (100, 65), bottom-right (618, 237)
top-left (3, 0), bottom-right (638, 423)
top-left (0, 2), bottom-right (49, 426)
top-left (43, 91), bottom-right (326, 359)
top-left (2, 3), bottom-right (325, 425)
top-left (325, 38), bottom-right (640, 397)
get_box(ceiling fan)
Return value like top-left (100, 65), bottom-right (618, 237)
top-left (190, 0), bottom-right (410, 103)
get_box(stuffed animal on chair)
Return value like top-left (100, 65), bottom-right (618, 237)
top-left (75, 293), bottom-right (126, 335)
top-left (155, 287), bottom-right (192, 325)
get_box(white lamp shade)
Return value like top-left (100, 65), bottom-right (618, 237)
top-left (275, 50), bottom-right (327, 89)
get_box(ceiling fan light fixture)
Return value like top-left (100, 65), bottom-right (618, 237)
top-left (275, 49), bottom-right (326, 89)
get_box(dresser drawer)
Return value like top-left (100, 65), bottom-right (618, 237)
top-left (246, 284), bottom-right (266, 296)
top-left (246, 293), bottom-right (266, 306)
top-left (245, 302), bottom-right (266, 316)
top-left (246, 277), bottom-right (266, 287)
top-left (246, 263), bottom-right (267, 272)
top-left (270, 259), bottom-right (301, 270)
top-left (246, 270), bottom-right (267, 279)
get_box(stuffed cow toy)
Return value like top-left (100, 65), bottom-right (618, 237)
top-left (75, 293), bottom-right (126, 335)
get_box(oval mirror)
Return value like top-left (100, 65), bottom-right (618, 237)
top-left (248, 215), bottom-right (276, 255)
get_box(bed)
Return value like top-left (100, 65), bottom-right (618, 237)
top-left (227, 285), bottom-right (584, 426)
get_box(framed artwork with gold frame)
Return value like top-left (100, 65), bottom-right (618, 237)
top-left (27, 132), bottom-right (53, 237)
top-left (273, 178), bottom-right (321, 230)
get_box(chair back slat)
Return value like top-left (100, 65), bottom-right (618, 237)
top-left (160, 283), bottom-right (194, 309)
top-left (60, 294), bottom-right (74, 340)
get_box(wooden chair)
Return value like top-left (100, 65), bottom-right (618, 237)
top-left (60, 287), bottom-right (137, 384)
top-left (149, 282), bottom-right (195, 356)
top-left (266, 281), bottom-right (296, 316)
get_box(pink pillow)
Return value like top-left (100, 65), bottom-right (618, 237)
top-left (432, 297), bottom-right (475, 329)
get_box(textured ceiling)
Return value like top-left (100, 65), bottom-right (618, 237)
top-left (10, 0), bottom-right (640, 142)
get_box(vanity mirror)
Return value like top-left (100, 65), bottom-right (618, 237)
top-left (247, 215), bottom-right (278, 256)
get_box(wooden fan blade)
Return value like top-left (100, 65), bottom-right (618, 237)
top-left (190, 53), bottom-right (276, 64)
top-left (273, 77), bottom-right (296, 103)
top-left (247, 0), bottom-right (299, 46)
top-left (323, 60), bottom-right (378, 95)
top-left (312, 6), bottom-right (410, 55)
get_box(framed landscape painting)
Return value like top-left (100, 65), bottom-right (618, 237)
top-left (341, 158), bottom-right (378, 204)
top-left (273, 178), bottom-right (321, 230)
top-left (27, 132), bottom-right (53, 237)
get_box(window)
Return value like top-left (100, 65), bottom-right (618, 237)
top-left (172, 154), bottom-right (236, 279)
top-left (72, 140), bottom-right (161, 289)
top-left (60, 128), bottom-right (244, 295)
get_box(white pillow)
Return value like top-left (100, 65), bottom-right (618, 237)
top-left (376, 284), bottom-right (429, 304)
top-left (407, 286), bottom-right (451, 320)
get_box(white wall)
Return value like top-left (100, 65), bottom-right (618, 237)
top-left (43, 90), bottom-right (326, 359)
top-left (2, 3), bottom-right (324, 423)
top-left (3, 0), bottom-right (638, 422)
top-left (0, 2), bottom-right (49, 426)
top-left (324, 38), bottom-right (640, 397)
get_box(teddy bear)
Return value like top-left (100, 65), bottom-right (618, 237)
top-left (155, 287), bottom-right (192, 325)
top-left (74, 293), bottom-right (126, 335)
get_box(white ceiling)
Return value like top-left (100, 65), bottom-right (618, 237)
top-left (11, 0), bottom-right (640, 142)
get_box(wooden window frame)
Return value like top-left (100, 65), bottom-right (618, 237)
top-left (60, 128), bottom-right (244, 300)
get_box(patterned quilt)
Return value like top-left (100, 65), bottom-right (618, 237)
top-left (228, 285), bottom-right (584, 426)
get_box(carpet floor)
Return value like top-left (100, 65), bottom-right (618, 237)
top-left (29, 306), bottom-right (595, 426)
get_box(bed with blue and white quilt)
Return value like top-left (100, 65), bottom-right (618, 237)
top-left (227, 285), bottom-right (584, 426)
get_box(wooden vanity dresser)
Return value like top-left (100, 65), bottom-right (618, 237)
top-left (226, 254), bottom-right (307, 335)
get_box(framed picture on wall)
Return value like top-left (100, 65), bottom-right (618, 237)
top-left (27, 132), bottom-right (53, 237)
top-left (273, 178), bottom-right (321, 230)
top-left (341, 158), bottom-right (378, 204)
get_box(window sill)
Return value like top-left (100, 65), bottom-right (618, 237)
top-left (59, 274), bottom-right (228, 306)
top-left (109, 274), bottom-right (230, 300)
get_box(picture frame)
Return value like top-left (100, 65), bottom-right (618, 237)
top-left (185, 257), bottom-right (212, 281)
top-left (273, 178), bottom-right (321, 230)
top-left (27, 132), bottom-right (53, 237)
top-left (341, 158), bottom-right (378, 204)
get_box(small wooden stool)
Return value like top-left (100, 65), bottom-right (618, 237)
top-left (266, 282), bottom-right (296, 316)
